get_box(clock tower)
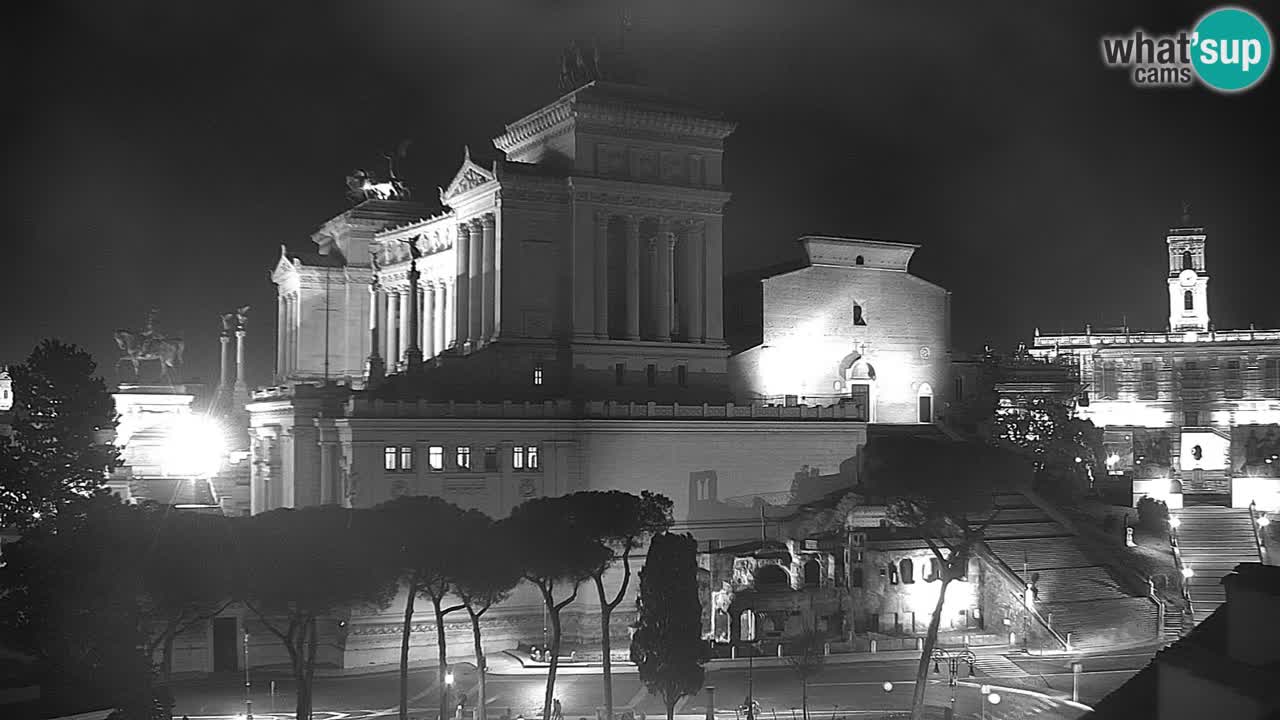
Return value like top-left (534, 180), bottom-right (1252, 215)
top-left (1166, 212), bottom-right (1209, 333)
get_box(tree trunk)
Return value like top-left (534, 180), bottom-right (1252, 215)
top-left (594, 575), bottom-right (615, 720)
top-left (290, 627), bottom-right (308, 720)
top-left (665, 695), bottom-right (676, 720)
top-left (910, 577), bottom-right (952, 720)
top-left (434, 597), bottom-right (451, 720)
top-left (540, 587), bottom-right (563, 720)
top-left (401, 583), bottom-right (419, 720)
top-left (469, 609), bottom-right (487, 720)
top-left (801, 678), bottom-right (808, 720)
top-left (304, 617), bottom-right (319, 720)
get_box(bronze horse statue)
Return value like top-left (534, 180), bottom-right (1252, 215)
top-left (114, 329), bottom-right (185, 381)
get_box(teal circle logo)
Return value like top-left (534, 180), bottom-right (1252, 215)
top-left (1192, 6), bottom-right (1273, 92)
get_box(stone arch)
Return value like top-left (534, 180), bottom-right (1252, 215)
top-left (1183, 250), bottom-right (1193, 271)
top-left (1184, 290), bottom-right (1194, 310)
top-left (899, 558), bottom-right (915, 584)
top-left (917, 382), bottom-right (934, 423)
top-left (755, 563), bottom-right (790, 590)
top-left (855, 255), bottom-right (865, 265)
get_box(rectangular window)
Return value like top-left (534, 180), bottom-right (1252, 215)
top-left (1265, 358), bottom-right (1280, 396)
top-left (953, 376), bottom-right (964, 402)
top-left (484, 446), bottom-right (499, 471)
top-left (428, 446), bottom-right (444, 471)
top-left (1224, 358), bottom-right (1243, 398)
top-left (384, 446), bottom-right (397, 471)
top-left (646, 364), bottom-right (657, 387)
top-left (676, 364), bottom-right (688, 388)
top-left (615, 362), bottom-right (626, 386)
top-left (527, 445), bottom-right (539, 470)
top-left (398, 446), bottom-right (414, 472)
top-left (1139, 361), bottom-right (1158, 400)
top-left (456, 446), bottom-right (471, 470)
top-left (1182, 360), bottom-right (1206, 389)
top-left (533, 363), bottom-right (544, 386)
top-left (1101, 361), bottom-right (1118, 399)
top-left (1184, 411), bottom-right (1200, 427)
top-left (513, 445), bottom-right (525, 470)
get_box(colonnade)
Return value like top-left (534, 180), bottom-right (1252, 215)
top-left (589, 212), bottom-right (723, 343)
top-left (276, 290), bottom-right (300, 377)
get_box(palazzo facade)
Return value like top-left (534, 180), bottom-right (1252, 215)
top-left (1031, 217), bottom-right (1280, 511)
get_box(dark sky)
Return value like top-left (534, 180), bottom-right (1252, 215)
top-left (5, 0), bottom-right (1279, 389)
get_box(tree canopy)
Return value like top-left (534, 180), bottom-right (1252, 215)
top-left (630, 532), bottom-right (708, 720)
top-left (1, 340), bottom-right (118, 528)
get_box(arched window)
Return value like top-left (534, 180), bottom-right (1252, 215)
top-left (899, 558), bottom-right (915, 584)
top-left (853, 304), bottom-right (867, 326)
top-left (803, 559), bottom-right (821, 587)
top-left (888, 566), bottom-right (899, 585)
top-left (1184, 290), bottom-right (1194, 311)
top-left (927, 557), bottom-right (941, 582)
top-left (1182, 250), bottom-right (1193, 271)
top-left (851, 567), bottom-right (864, 588)
top-left (855, 255), bottom-right (865, 265)
top-left (755, 564), bottom-right (789, 590)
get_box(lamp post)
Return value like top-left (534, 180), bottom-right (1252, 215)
top-left (243, 630), bottom-right (253, 720)
top-left (1071, 661), bottom-right (1083, 703)
top-left (930, 648), bottom-right (975, 720)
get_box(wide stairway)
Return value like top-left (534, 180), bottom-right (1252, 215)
top-left (980, 493), bottom-right (1160, 650)
top-left (1175, 505), bottom-right (1261, 624)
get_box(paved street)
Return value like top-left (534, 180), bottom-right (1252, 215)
top-left (169, 644), bottom-right (1156, 720)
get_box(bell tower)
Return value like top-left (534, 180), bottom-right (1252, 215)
top-left (1167, 205), bottom-right (1209, 332)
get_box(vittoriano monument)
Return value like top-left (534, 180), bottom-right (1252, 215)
top-left (114, 309), bottom-right (185, 384)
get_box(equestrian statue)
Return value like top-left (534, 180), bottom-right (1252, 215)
top-left (114, 309), bottom-right (185, 382)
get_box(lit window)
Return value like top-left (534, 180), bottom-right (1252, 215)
top-left (384, 446), bottom-right (397, 471)
top-left (428, 446), bottom-right (444, 471)
top-left (526, 445), bottom-right (539, 470)
top-left (533, 363), bottom-right (544, 386)
top-left (456, 446), bottom-right (471, 470)
top-left (513, 446), bottom-right (525, 470)
top-left (398, 446), bottom-right (414, 472)
top-left (677, 364), bottom-right (688, 388)
top-left (484, 447), bottom-right (499, 471)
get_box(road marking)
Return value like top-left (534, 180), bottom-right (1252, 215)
top-left (808, 680), bottom-right (918, 688)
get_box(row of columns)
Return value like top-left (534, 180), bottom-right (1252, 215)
top-left (276, 291), bottom-right (300, 378)
top-left (456, 213), bottom-right (499, 351)
top-left (588, 212), bottom-right (721, 343)
top-left (371, 278), bottom-right (457, 370)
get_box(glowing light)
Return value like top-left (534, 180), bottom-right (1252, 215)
top-left (1169, 516), bottom-right (1181, 529)
top-left (1074, 456), bottom-right (1082, 463)
top-left (445, 670), bottom-right (455, 685)
top-left (1106, 453), bottom-right (1120, 468)
top-left (882, 682), bottom-right (894, 693)
top-left (161, 414), bottom-right (225, 478)
top-left (980, 685), bottom-right (991, 695)
top-left (988, 693), bottom-right (1001, 705)
top-left (1259, 515), bottom-right (1271, 528)
top-left (1181, 566), bottom-right (1194, 579)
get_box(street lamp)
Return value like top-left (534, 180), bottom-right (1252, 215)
top-left (1181, 565), bottom-right (1195, 579)
top-left (1169, 516), bottom-right (1182, 530)
top-left (243, 630), bottom-right (253, 720)
top-left (931, 648), bottom-right (975, 719)
top-left (979, 685), bottom-right (990, 720)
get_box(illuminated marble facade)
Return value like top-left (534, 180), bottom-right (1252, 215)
top-left (1031, 220), bottom-right (1280, 510)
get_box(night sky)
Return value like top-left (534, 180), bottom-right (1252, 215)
top-left (5, 1), bottom-right (1279, 389)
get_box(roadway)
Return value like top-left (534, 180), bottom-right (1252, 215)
top-left (169, 645), bottom-right (1159, 720)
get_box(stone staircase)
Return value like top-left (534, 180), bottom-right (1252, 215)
top-left (970, 651), bottom-right (1029, 678)
top-left (980, 493), bottom-right (1160, 650)
top-left (1162, 607), bottom-right (1184, 642)
top-left (1174, 506), bottom-right (1261, 624)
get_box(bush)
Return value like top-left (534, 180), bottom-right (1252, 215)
top-left (1136, 497), bottom-right (1169, 531)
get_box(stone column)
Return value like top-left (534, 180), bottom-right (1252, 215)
top-left (399, 287), bottom-right (415, 369)
top-left (219, 333), bottom-right (232, 394)
top-left (704, 214), bottom-right (725, 344)
top-left (276, 296), bottom-right (287, 380)
top-left (481, 214), bottom-right (497, 341)
top-left (625, 215), bottom-right (641, 340)
top-left (366, 284), bottom-right (385, 385)
top-left (656, 218), bottom-right (674, 342)
top-left (455, 223), bottom-right (471, 351)
top-left (285, 294), bottom-right (296, 377)
top-left (386, 290), bottom-right (400, 368)
top-left (404, 255), bottom-right (423, 371)
top-left (423, 281), bottom-right (436, 358)
top-left (319, 439), bottom-right (335, 505)
top-left (468, 218), bottom-right (484, 348)
top-left (594, 210), bottom-right (609, 338)
top-left (683, 221), bottom-right (705, 343)
top-left (444, 279), bottom-right (455, 349)
top-left (234, 328), bottom-right (248, 398)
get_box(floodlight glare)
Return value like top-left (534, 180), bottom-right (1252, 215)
top-left (161, 414), bottom-right (226, 478)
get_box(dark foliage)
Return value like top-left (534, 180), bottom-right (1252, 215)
top-left (630, 532), bottom-right (709, 720)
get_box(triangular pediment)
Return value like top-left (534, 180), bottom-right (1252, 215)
top-left (271, 245), bottom-right (299, 284)
top-left (440, 147), bottom-right (496, 203)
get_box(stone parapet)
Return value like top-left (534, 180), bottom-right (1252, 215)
top-left (342, 397), bottom-right (871, 421)
top-left (1034, 328), bottom-right (1280, 348)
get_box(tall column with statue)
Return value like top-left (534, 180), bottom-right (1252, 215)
top-left (402, 238), bottom-right (423, 372)
top-left (366, 255), bottom-right (386, 386)
top-left (233, 306), bottom-right (250, 407)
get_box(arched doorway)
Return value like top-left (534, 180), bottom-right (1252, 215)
top-left (838, 353), bottom-right (876, 421)
top-left (917, 382), bottom-right (934, 423)
top-left (803, 558), bottom-right (821, 587)
top-left (755, 564), bottom-right (790, 591)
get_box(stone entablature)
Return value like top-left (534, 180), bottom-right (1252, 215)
top-left (342, 397), bottom-right (873, 421)
top-left (1034, 328), bottom-right (1280, 348)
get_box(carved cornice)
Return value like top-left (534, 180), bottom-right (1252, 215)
top-left (575, 102), bottom-right (736, 141)
top-left (493, 101), bottom-right (575, 154)
top-left (573, 191), bottom-right (726, 216)
top-left (497, 186), bottom-right (571, 206)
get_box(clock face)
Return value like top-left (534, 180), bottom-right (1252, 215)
top-left (1179, 269), bottom-right (1198, 287)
